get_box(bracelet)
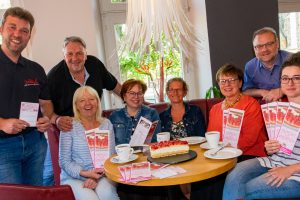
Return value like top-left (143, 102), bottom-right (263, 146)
top-left (55, 116), bottom-right (61, 127)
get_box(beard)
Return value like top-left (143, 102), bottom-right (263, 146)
top-left (3, 36), bottom-right (28, 56)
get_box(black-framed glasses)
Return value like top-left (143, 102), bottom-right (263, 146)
top-left (219, 78), bottom-right (239, 85)
top-left (126, 91), bottom-right (144, 97)
top-left (254, 41), bottom-right (276, 51)
top-left (281, 76), bottom-right (300, 84)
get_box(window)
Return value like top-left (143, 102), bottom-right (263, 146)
top-left (278, 0), bottom-right (300, 52)
top-left (114, 24), bottom-right (182, 103)
top-left (100, 0), bottom-right (183, 103)
top-left (279, 12), bottom-right (300, 52)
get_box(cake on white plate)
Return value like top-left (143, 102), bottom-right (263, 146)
top-left (150, 140), bottom-right (189, 158)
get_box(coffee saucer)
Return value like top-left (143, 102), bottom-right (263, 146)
top-left (110, 154), bottom-right (138, 164)
top-left (200, 142), bottom-right (223, 150)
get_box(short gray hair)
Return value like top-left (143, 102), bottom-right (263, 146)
top-left (63, 36), bottom-right (86, 49)
top-left (252, 27), bottom-right (278, 42)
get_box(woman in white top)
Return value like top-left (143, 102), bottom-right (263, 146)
top-left (59, 86), bottom-right (119, 200)
top-left (223, 52), bottom-right (300, 200)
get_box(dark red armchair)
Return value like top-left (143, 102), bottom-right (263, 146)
top-left (0, 183), bottom-right (75, 200)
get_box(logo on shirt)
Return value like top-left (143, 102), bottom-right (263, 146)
top-left (24, 79), bottom-right (39, 86)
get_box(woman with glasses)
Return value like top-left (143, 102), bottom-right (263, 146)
top-left (160, 78), bottom-right (206, 140)
top-left (109, 79), bottom-right (161, 145)
top-left (223, 52), bottom-right (300, 200)
top-left (208, 64), bottom-right (267, 161)
top-left (190, 64), bottom-right (268, 200)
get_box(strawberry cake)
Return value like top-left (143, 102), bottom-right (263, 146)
top-left (150, 140), bottom-right (189, 158)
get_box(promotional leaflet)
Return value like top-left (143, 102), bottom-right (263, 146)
top-left (222, 110), bottom-right (229, 140)
top-left (275, 102), bottom-right (290, 139)
top-left (117, 162), bottom-right (185, 182)
top-left (130, 116), bottom-right (158, 146)
top-left (277, 102), bottom-right (300, 155)
top-left (130, 162), bottom-right (152, 182)
top-left (19, 102), bottom-right (39, 127)
top-left (85, 128), bottom-right (110, 169)
top-left (223, 108), bottom-right (244, 148)
top-left (268, 102), bottom-right (278, 140)
top-left (261, 104), bottom-right (271, 138)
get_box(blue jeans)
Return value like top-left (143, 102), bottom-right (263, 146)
top-left (62, 177), bottom-right (119, 200)
top-left (0, 129), bottom-right (47, 185)
top-left (43, 141), bottom-right (54, 186)
top-left (223, 158), bottom-right (300, 200)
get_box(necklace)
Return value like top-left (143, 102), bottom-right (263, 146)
top-left (224, 93), bottom-right (242, 109)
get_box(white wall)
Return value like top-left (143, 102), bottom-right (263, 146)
top-left (23, 0), bottom-right (100, 73)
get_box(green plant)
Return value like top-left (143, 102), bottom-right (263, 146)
top-left (205, 86), bottom-right (223, 99)
top-left (116, 28), bottom-right (182, 102)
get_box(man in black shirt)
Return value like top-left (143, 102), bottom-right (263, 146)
top-left (47, 36), bottom-right (121, 131)
top-left (0, 7), bottom-right (52, 185)
top-left (44, 36), bottom-right (121, 185)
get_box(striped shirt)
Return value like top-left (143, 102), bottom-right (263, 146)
top-left (59, 118), bottom-right (115, 182)
top-left (258, 133), bottom-right (300, 182)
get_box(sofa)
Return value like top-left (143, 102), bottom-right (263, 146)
top-left (48, 98), bottom-right (223, 185)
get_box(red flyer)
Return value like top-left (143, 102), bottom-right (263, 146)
top-left (223, 108), bottom-right (244, 148)
top-left (277, 102), bottom-right (300, 155)
top-left (85, 128), bottom-right (110, 169)
top-left (261, 104), bottom-right (271, 139)
top-left (275, 102), bottom-right (289, 139)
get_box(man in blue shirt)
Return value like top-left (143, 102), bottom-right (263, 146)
top-left (243, 27), bottom-right (290, 102)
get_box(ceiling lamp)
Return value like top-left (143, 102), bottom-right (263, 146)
top-left (121, 0), bottom-right (201, 60)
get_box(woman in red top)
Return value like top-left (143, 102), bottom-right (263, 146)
top-left (208, 64), bottom-right (267, 161)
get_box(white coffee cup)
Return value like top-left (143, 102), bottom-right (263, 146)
top-left (115, 144), bottom-right (134, 161)
top-left (205, 131), bottom-right (220, 148)
top-left (157, 132), bottom-right (171, 142)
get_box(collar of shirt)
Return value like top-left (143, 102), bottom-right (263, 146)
top-left (259, 53), bottom-right (281, 72)
top-left (0, 45), bottom-right (26, 66)
top-left (70, 67), bottom-right (90, 86)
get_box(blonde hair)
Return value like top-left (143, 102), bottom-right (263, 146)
top-left (73, 86), bottom-right (102, 122)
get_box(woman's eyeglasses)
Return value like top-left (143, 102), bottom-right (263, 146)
top-left (281, 76), bottom-right (300, 84)
top-left (218, 78), bottom-right (238, 85)
top-left (126, 91), bottom-right (144, 97)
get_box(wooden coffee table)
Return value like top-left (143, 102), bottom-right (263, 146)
top-left (104, 145), bottom-right (237, 186)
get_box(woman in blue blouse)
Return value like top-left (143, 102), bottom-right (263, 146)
top-left (109, 79), bottom-right (161, 145)
top-left (159, 78), bottom-right (206, 199)
top-left (160, 77), bottom-right (206, 139)
top-left (59, 86), bottom-right (119, 200)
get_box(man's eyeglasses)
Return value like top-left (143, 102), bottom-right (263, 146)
top-left (281, 76), bottom-right (300, 84)
top-left (167, 89), bottom-right (184, 94)
top-left (254, 41), bottom-right (276, 51)
top-left (219, 78), bottom-right (239, 85)
top-left (126, 91), bottom-right (144, 97)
